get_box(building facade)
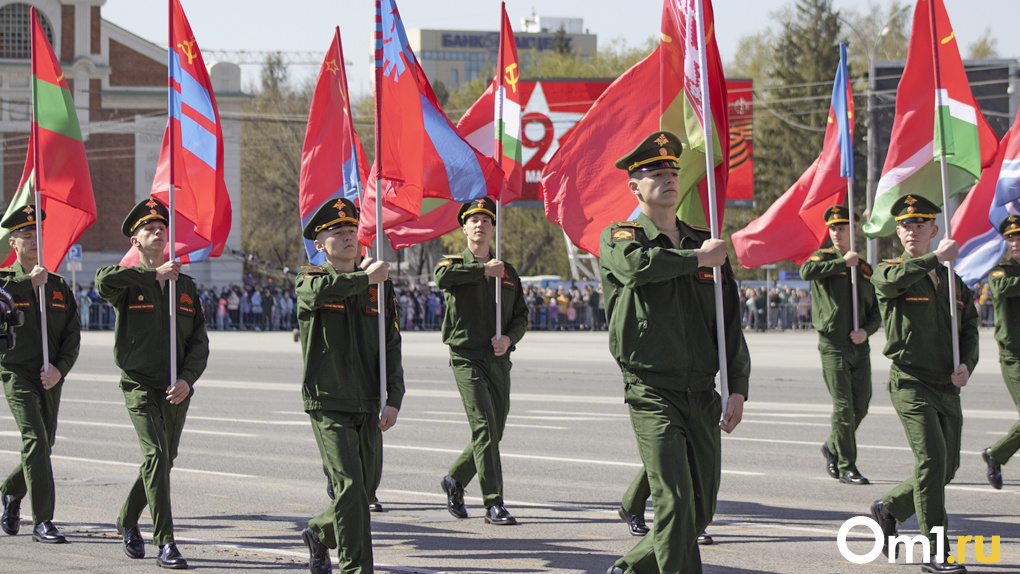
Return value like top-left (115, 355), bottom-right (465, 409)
top-left (0, 0), bottom-right (246, 288)
top-left (407, 21), bottom-right (596, 91)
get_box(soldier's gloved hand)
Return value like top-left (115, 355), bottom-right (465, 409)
top-left (849, 329), bottom-right (867, 345)
top-left (156, 261), bottom-right (181, 281)
top-left (483, 259), bottom-right (505, 278)
top-left (720, 393), bottom-right (744, 434)
top-left (843, 251), bottom-right (859, 267)
top-left (379, 406), bottom-right (399, 431)
top-left (39, 363), bottom-right (61, 390)
top-left (934, 239), bottom-right (959, 263)
top-left (364, 260), bottom-right (390, 284)
top-left (29, 265), bottom-right (48, 288)
top-left (166, 378), bottom-right (191, 404)
top-left (695, 238), bottom-right (727, 268)
top-left (951, 364), bottom-right (969, 388)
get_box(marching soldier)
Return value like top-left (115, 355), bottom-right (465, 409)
top-left (981, 214), bottom-right (1020, 490)
top-left (296, 198), bottom-right (403, 574)
top-left (868, 195), bottom-right (978, 574)
top-left (600, 132), bottom-right (750, 574)
top-left (96, 198), bottom-right (209, 569)
top-left (435, 197), bottom-right (528, 526)
top-left (617, 468), bottom-right (714, 544)
top-left (800, 205), bottom-right (880, 484)
top-left (0, 206), bottom-right (79, 544)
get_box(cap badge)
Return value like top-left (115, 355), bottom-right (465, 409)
top-left (146, 198), bottom-right (158, 208)
top-left (23, 205), bottom-right (33, 215)
top-left (654, 134), bottom-right (669, 146)
top-left (904, 195), bottom-right (917, 206)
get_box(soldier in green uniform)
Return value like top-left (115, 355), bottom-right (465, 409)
top-left (800, 205), bottom-right (880, 484)
top-left (296, 198), bottom-right (403, 574)
top-left (980, 214), bottom-right (1020, 490)
top-left (600, 132), bottom-right (750, 574)
top-left (435, 197), bottom-right (528, 526)
top-left (0, 206), bottom-right (79, 544)
top-left (96, 198), bottom-right (209, 569)
top-left (867, 195), bottom-right (978, 574)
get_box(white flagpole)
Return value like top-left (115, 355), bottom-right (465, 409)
top-left (494, 1), bottom-right (507, 341)
top-left (29, 11), bottom-right (49, 369)
top-left (847, 182), bottom-right (860, 332)
top-left (167, 0), bottom-right (178, 391)
top-left (693, 0), bottom-right (729, 422)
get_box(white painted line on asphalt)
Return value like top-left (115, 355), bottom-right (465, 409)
top-left (11, 417), bottom-right (256, 438)
top-left (187, 415), bottom-right (306, 426)
top-left (737, 419), bottom-right (830, 428)
top-left (62, 398), bottom-right (124, 406)
top-left (383, 444), bottom-right (763, 475)
top-left (722, 436), bottom-right (992, 458)
top-left (0, 450), bottom-right (257, 479)
top-left (527, 409), bottom-right (630, 418)
top-left (397, 417), bottom-right (568, 430)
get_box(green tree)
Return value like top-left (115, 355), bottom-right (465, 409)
top-left (553, 25), bottom-right (573, 56)
top-left (240, 54), bottom-right (313, 273)
top-left (967, 27), bottom-right (1000, 59)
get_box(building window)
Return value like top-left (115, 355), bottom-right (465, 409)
top-left (450, 68), bottom-right (458, 88)
top-left (0, 3), bottom-right (54, 59)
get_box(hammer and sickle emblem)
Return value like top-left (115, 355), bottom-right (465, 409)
top-left (178, 39), bottom-right (198, 65)
top-left (504, 63), bottom-right (519, 94)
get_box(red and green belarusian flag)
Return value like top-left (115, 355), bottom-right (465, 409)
top-left (495, 1), bottom-right (522, 198)
top-left (0, 7), bottom-right (95, 269)
top-left (863, 0), bottom-right (997, 238)
top-left (661, 0), bottom-right (729, 229)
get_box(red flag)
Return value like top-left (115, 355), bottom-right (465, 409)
top-left (125, 0), bottom-right (231, 265)
top-left (731, 47), bottom-right (855, 268)
top-left (1, 9), bottom-right (96, 271)
top-left (299, 28), bottom-right (369, 264)
top-left (494, 2), bottom-right (523, 199)
top-left (731, 109), bottom-right (850, 267)
top-left (542, 49), bottom-right (660, 256)
top-left (360, 0), bottom-right (505, 247)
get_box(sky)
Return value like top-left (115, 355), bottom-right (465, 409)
top-left (103, 0), bottom-right (1020, 97)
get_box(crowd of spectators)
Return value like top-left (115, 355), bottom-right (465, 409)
top-left (65, 275), bottom-right (1001, 334)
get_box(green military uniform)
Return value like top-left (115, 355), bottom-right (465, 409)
top-left (296, 198), bottom-right (404, 574)
top-left (95, 199), bottom-right (209, 549)
top-left (0, 204), bottom-right (80, 531)
top-left (984, 215), bottom-right (1020, 481)
top-left (600, 126), bottom-right (751, 574)
top-left (872, 195), bottom-right (979, 554)
top-left (799, 206), bottom-right (881, 481)
top-left (435, 206), bottom-right (528, 511)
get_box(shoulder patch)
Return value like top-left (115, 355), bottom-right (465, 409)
top-left (612, 228), bottom-right (635, 242)
top-left (436, 260), bottom-right (452, 267)
top-left (809, 255), bottom-right (823, 262)
top-left (299, 265), bottom-right (327, 277)
top-left (990, 269), bottom-right (1006, 279)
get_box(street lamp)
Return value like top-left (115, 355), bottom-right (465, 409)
top-left (839, 5), bottom-right (911, 265)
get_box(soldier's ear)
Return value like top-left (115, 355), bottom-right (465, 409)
top-left (313, 239), bottom-right (326, 254)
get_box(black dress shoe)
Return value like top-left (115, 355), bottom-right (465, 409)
top-left (32, 521), bottom-right (66, 544)
top-left (323, 465), bottom-right (335, 501)
top-left (821, 443), bottom-right (839, 479)
top-left (157, 543), bottom-right (188, 569)
top-left (870, 500), bottom-right (897, 559)
top-left (484, 504), bottom-right (517, 525)
top-left (606, 566), bottom-right (625, 574)
top-left (440, 475), bottom-right (468, 519)
top-left (301, 528), bottom-right (332, 574)
top-left (368, 497), bottom-right (383, 512)
top-left (979, 448), bottom-right (1003, 489)
top-left (840, 471), bottom-right (871, 485)
top-left (117, 518), bottom-right (145, 559)
top-left (697, 531), bottom-right (713, 545)
top-left (920, 554), bottom-right (967, 573)
top-left (1, 492), bottom-right (20, 535)
top-left (617, 506), bottom-right (649, 536)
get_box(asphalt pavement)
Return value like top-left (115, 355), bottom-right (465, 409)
top-left (1, 328), bottom-right (1017, 573)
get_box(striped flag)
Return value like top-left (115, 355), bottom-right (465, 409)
top-left (495, 2), bottom-right (522, 198)
top-left (863, 0), bottom-right (997, 238)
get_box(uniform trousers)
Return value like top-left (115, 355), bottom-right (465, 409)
top-left (988, 350), bottom-right (1020, 465)
top-left (308, 410), bottom-right (380, 574)
top-left (622, 468), bottom-right (651, 516)
top-left (448, 354), bottom-right (511, 508)
top-left (882, 369), bottom-right (962, 552)
top-left (614, 383), bottom-right (720, 574)
top-left (1, 373), bottom-right (61, 523)
top-left (819, 338), bottom-right (872, 474)
top-left (118, 378), bottom-right (190, 547)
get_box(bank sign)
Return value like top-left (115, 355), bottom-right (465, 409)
top-left (442, 33), bottom-right (571, 53)
top-left (461, 79), bottom-right (755, 203)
